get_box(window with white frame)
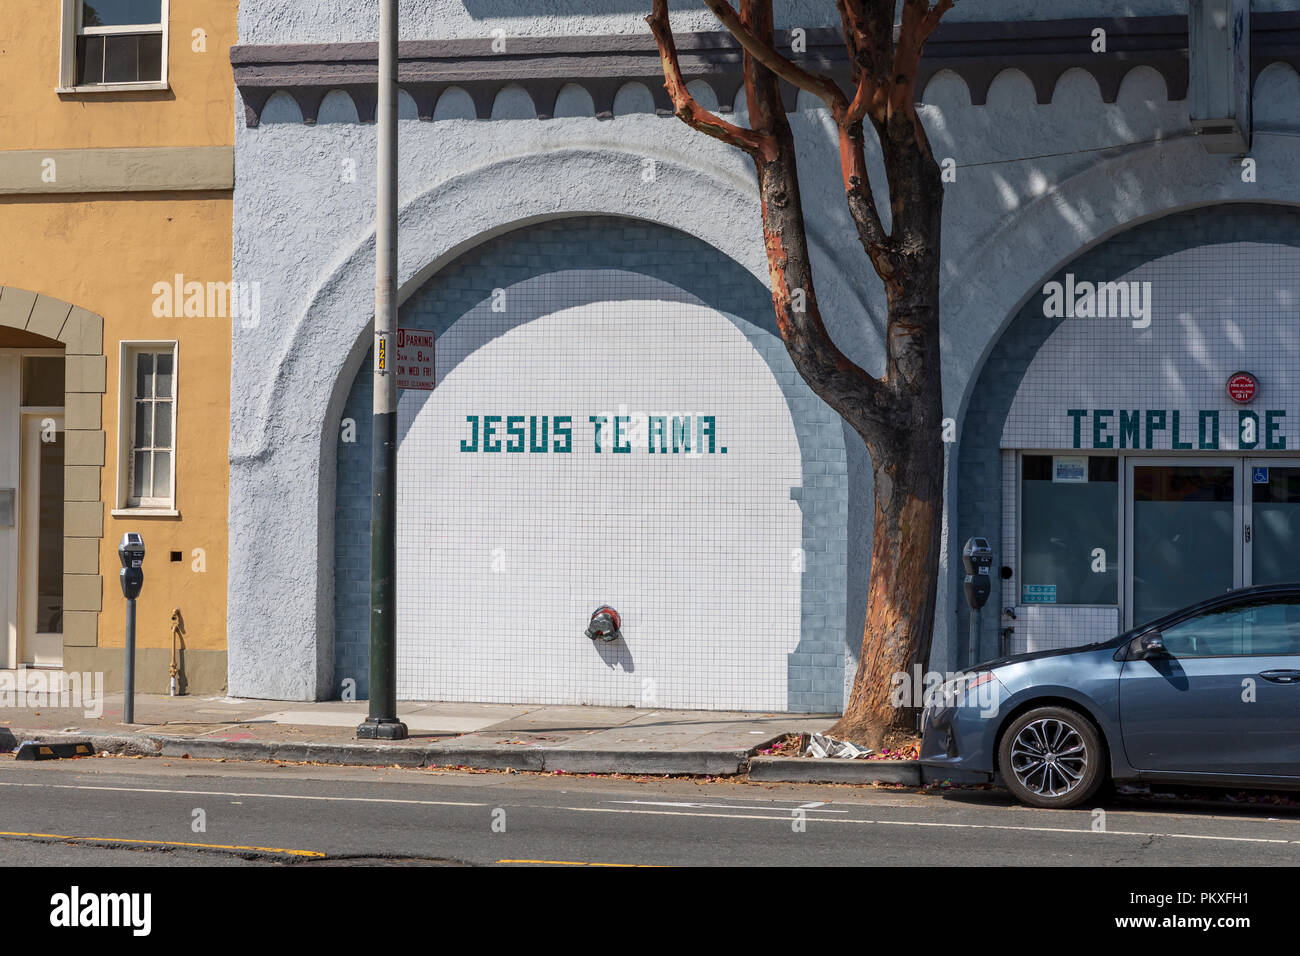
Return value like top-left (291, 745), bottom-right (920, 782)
top-left (60, 0), bottom-right (168, 90)
top-left (120, 345), bottom-right (176, 511)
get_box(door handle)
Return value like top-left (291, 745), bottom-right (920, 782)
top-left (1259, 670), bottom-right (1300, 684)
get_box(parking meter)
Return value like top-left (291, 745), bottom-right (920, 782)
top-left (962, 537), bottom-right (993, 610)
top-left (963, 537), bottom-right (994, 668)
top-left (118, 533), bottom-right (144, 723)
top-left (119, 532), bottom-right (145, 599)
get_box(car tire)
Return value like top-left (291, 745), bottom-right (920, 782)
top-left (998, 706), bottom-right (1107, 809)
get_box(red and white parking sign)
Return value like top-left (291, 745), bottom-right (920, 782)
top-left (395, 328), bottom-right (435, 390)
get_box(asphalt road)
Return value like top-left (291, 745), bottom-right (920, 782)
top-left (2, 754), bottom-right (1300, 866)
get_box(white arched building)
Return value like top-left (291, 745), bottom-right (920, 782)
top-left (227, 0), bottom-right (1300, 710)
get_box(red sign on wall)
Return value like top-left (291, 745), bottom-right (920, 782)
top-left (1227, 371), bottom-right (1257, 404)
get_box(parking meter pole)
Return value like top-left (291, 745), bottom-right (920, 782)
top-left (118, 533), bottom-right (144, 724)
top-left (124, 597), bottom-right (136, 725)
top-left (358, 0), bottom-right (407, 741)
top-left (962, 538), bottom-right (994, 671)
top-left (968, 608), bottom-right (980, 671)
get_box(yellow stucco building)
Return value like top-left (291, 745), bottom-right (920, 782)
top-left (0, 0), bottom-right (234, 694)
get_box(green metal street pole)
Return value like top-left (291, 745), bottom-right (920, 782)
top-left (357, 0), bottom-right (407, 741)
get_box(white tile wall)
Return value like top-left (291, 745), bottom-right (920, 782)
top-left (1003, 242), bottom-right (1300, 451)
top-left (394, 271), bottom-right (804, 711)
top-left (1009, 605), bottom-right (1121, 655)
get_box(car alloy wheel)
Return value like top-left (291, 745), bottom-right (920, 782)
top-left (998, 706), bottom-right (1106, 809)
top-left (1010, 717), bottom-right (1088, 798)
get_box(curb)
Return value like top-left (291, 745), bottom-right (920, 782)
top-left (4, 728), bottom-right (751, 776)
top-left (749, 756), bottom-right (922, 785)
top-left (537, 750), bottom-right (748, 776)
top-left (5, 728), bottom-right (985, 785)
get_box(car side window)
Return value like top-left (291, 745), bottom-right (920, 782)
top-left (1159, 598), bottom-right (1300, 658)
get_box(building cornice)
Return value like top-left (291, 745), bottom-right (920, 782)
top-left (229, 14), bottom-right (1300, 128)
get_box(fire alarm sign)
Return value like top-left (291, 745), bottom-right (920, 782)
top-left (1227, 371), bottom-right (1257, 404)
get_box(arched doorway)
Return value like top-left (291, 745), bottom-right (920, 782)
top-left (331, 217), bottom-right (851, 712)
top-left (960, 203), bottom-right (1300, 659)
top-left (0, 288), bottom-right (106, 670)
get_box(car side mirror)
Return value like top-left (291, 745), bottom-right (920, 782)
top-left (1138, 631), bottom-right (1167, 658)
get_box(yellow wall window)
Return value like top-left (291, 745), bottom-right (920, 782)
top-left (114, 342), bottom-right (178, 515)
top-left (60, 0), bottom-right (169, 91)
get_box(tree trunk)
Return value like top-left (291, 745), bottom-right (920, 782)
top-left (830, 248), bottom-right (945, 749)
top-left (645, 0), bottom-right (952, 751)
top-left (829, 419), bottom-right (944, 748)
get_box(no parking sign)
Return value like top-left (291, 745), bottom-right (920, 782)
top-left (395, 328), bottom-right (435, 390)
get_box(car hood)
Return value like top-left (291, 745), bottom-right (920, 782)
top-left (973, 638), bottom-right (1122, 672)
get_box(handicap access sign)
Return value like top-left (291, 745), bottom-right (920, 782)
top-left (1253, 467), bottom-right (1269, 484)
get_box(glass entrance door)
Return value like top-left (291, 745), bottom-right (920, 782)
top-left (1126, 460), bottom-right (1242, 629)
top-left (1246, 462), bottom-right (1300, 587)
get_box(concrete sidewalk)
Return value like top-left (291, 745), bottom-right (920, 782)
top-left (0, 693), bottom-right (836, 776)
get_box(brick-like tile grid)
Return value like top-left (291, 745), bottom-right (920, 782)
top-left (959, 204), bottom-right (1300, 657)
top-left (333, 217), bottom-right (850, 711)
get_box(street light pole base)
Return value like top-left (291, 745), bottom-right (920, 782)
top-left (356, 718), bottom-right (409, 740)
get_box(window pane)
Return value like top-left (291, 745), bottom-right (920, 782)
top-left (1161, 604), bottom-right (1245, 657)
top-left (82, 0), bottom-right (162, 27)
top-left (154, 400), bottom-right (172, 449)
top-left (1021, 454), bottom-right (1119, 604)
top-left (1132, 466), bottom-right (1235, 625)
top-left (103, 33), bottom-right (140, 84)
top-left (1252, 468), bottom-right (1300, 586)
top-left (1244, 601), bottom-right (1300, 655)
top-left (76, 34), bottom-right (104, 85)
top-left (36, 433), bottom-right (64, 634)
top-left (132, 450), bottom-right (149, 499)
top-left (21, 357), bottom-right (64, 407)
top-left (134, 400), bottom-right (152, 449)
top-left (1161, 599), bottom-right (1300, 658)
top-left (152, 451), bottom-right (171, 499)
top-left (154, 351), bottom-right (173, 398)
top-left (135, 351), bottom-right (153, 400)
top-left (138, 31), bottom-right (162, 82)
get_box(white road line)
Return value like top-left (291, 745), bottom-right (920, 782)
top-left (0, 781), bottom-right (486, 808)
top-left (609, 799), bottom-right (846, 813)
top-left (561, 805), bottom-right (1296, 843)
top-left (1, 779), bottom-right (1293, 846)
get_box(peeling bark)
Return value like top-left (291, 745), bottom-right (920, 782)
top-left (649, 0), bottom-right (952, 747)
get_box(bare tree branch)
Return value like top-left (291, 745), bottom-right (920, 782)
top-left (701, 0), bottom-right (848, 116)
top-left (891, 0), bottom-right (953, 156)
top-left (645, 0), bottom-right (773, 156)
top-left (731, 0), bottom-right (897, 434)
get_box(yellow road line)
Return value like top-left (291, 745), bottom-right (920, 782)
top-left (497, 858), bottom-right (658, 867)
top-left (0, 830), bottom-right (325, 858)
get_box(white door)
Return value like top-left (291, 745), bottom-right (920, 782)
top-left (19, 413), bottom-right (63, 667)
top-left (0, 355), bottom-right (17, 668)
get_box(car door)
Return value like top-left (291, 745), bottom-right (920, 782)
top-left (1119, 595), bottom-right (1300, 777)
